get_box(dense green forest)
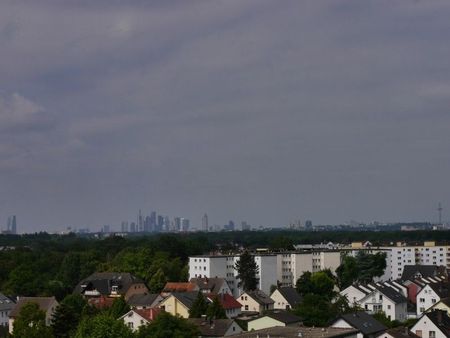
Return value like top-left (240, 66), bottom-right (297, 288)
top-left (1, 229), bottom-right (448, 300)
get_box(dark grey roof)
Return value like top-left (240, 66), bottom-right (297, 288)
top-left (127, 293), bottom-right (160, 307)
top-left (423, 310), bottom-right (450, 336)
top-left (188, 318), bottom-right (237, 337)
top-left (376, 286), bottom-right (407, 304)
top-left (263, 310), bottom-right (302, 324)
top-left (276, 287), bottom-right (302, 307)
top-left (9, 297), bottom-right (57, 318)
top-left (0, 293), bottom-right (15, 312)
top-left (428, 283), bottom-right (450, 299)
top-left (190, 277), bottom-right (228, 294)
top-left (337, 312), bottom-right (387, 335)
top-left (380, 327), bottom-right (421, 338)
top-left (73, 272), bottom-right (146, 296)
top-left (171, 292), bottom-right (199, 309)
top-left (230, 326), bottom-right (358, 338)
top-left (401, 265), bottom-right (443, 281)
top-left (246, 290), bottom-right (274, 305)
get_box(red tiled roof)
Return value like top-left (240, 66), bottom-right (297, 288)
top-left (88, 296), bottom-right (115, 309)
top-left (163, 282), bottom-right (198, 293)
top-left (207, 293), bottom-right (241, 309)
top-left (135, 308), bottom-right (161, 321)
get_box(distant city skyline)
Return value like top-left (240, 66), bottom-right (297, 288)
top-left (1, 1), bottom-right (450, 232)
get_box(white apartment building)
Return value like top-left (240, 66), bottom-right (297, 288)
top-left (350, 241), bottom-right (449, 282)
top-left (189, 251), bottom-right (341, 296)
top-left (189, 254), bottom-right (278, 297)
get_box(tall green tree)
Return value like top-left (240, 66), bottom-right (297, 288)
top-left (51, 294), bottom-right (87, 338)
top-left (108, 297), bottom-right (130, 318)
top-left (12, 302), bottom-right (54, 338)
top-left (235, 251), bottom-right (259, 291)
top-left (296, 271), bottom-right (335, 301)
top-left (74, 314), bottom-right (134, 338)
top-left (189, 293), bottom-right (208, 318)
top-left (136, 312), bottom-right (200, 338)
top-left (336, 252), bottom-right (387, 289)
top-left (206, 296), bottom-right (227, 319)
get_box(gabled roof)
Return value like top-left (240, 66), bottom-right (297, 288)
top-left (335, 311), bottom-right (387, 335)
top-left (0, 293), bottom-right (15, 312)
top-left (207, 293), bottom-right (241, 309)
top-left (190, 277), bottom-right (229, 294)
top-left (188, 318), bottom-right (239, 337)
top-left (74, 272), bottom-right (146, 296)
top-left (163, 282), bottom-right (198, 293)
top-left (127, 293), bottom-right (161, 307)
top-left (376, 285), bottom-right (407, 304)
top-left (378, 327), bottom-right (420, 338)
top-left (119, 308), bottom-right (161, 322)
top-left (230, 326), bottom-right (358, 338)
top-left (401, 265), bottom-right (443, 281)
top-left (245, 290), bottom-right (274, 305)
top-left (261, 310), bottom-right (301, 324)
top-left (9, 297), bottom-right (57, 318)
top-left (420, 310), bottom-right (450, 336)
top-left (274, 287), bottom-right (302, 307)
top-left (428, 283), bottom-right (450, 299)
top-left (169, 292), bottom-right (199, 309)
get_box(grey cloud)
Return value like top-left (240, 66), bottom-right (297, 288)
top-left (0, 1), bottom-right (450, 231)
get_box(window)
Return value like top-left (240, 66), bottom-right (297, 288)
top-left (128, 322), bottom-right (133, 329)
top-left (387, 305), bottom-right (391, 309)
top-left (245, 305), bottom-right (249, 311)
top-left (420, 298), bottom-right (425, 303)
top-left (432, 299), bottom-right (436, 304)
top-left (429, 331), bottom-right (436, 338)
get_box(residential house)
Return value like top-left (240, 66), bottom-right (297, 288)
top-left (74, 272), bottom-right (148, 301)
top-left (411, 310), bottom-right (450, 338)
top-left (340, 285), bottom-right (371, 306)
top-left (416, 283), bottom-right (450, 317)
top-left (270, 287), bottom-right (302, 310)
top-left (188, 318), bottom-right (243, 337)
top-left (88, 295), bottom-right (115, 309)
top-left (358, 284), bottom-right (408, 321)
top-left (376, 327), bottom-right (420, 338)
top-left (247, 310), bottom-right (301, 331)
top-left (331, 311), bottom-right (388, 338)
top-left (401, 266), bottom-right (446, 282)
top-left (230, 326), bottom-right (358, 338)
top-left (206, 294), bottom-right (241, 319)
top-left (127, 293), bottom-right (163, 309)
top-left (8, 297), bottom-right (58, 335)
top-left (190, 277), bottom-right (232, 295)
top-left (238, 290), bottom-right (274, 314)
top-left (158, 291), bottom-right (198, 318)
top-left (161, 282), bottom-right (198, 297)
top-left (0, 293), bottom-right (15, 328)
top-left (119, 308), bottom-right (160, 332)
top-left (428, 298), bottom-right (450, 316)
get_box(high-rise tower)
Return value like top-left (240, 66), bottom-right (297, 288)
top-left (202, 213), bottom-right (209, 232)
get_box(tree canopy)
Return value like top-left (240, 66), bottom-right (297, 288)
top-left (235, 251), bottom-right (259, 291)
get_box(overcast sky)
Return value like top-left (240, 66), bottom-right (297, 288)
top-left (1, 0), bottom-right (450, 232)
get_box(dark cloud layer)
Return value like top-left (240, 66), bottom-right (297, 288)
top-left (1, 1), bottom-right (450, 232)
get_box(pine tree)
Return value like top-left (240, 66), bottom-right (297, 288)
top-left (235, 251), bottom-right (259, 291)
top-left (206, 296), bottom-right (227, 319)
top-left (189, 293), bottom-right (208, 318)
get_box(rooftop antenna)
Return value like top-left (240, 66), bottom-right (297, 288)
top-left (438, 203), bottom-right (443, 224)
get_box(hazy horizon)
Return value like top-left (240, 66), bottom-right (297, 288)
top-left (1, 1), bottom-right (449, 232)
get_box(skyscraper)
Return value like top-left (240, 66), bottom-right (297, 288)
top-left (138, 210), bottom-right (143, 232)
top-left (121, 221), bottom-right (129, 232)
top-left (7, 216), bottom-right (17, 234)
top-left (202, 213), bottom-right (209, 232)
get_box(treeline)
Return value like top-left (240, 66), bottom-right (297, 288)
top-left (0, 233), bottom-right (213, 300)
top-left (1, 229), bottom-right (449, 300)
